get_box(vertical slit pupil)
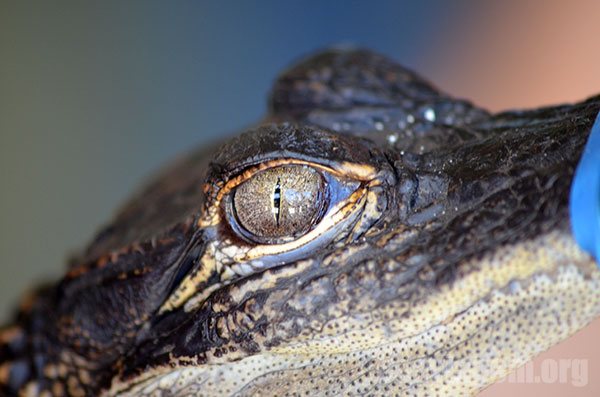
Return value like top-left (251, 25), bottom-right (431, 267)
top-left (273, 177), bottom-right (281, 226)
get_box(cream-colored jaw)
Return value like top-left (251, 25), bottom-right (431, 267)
top-left (109, 230), bottom-right (600, 396)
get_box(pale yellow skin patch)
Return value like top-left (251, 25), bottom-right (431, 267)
top-left (159, 244), bottom-right (221, 314)
top-left (107, 231), bottom-right (600, 396)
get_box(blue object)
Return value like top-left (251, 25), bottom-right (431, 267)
top-left (570, 111), bottom-right (600, 264)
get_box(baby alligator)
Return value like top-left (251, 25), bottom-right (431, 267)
top-left (1, 49), bottom-right (599, 396)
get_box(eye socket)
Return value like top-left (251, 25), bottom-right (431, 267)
top-left (206, 158), bottom-right (383, 270)
top-left (231, 165), bottom-right (328, 243)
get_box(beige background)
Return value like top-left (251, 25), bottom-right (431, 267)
top-left (2, 1), bottom-right (600, 395)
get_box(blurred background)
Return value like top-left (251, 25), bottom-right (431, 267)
top-left (1, 1), bottom-right (600, 395)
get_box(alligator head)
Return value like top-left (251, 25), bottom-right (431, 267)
top-left (1, 49), bottom-right (599, 396)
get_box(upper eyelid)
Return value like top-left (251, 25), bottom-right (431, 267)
top-left (214, 159), bottom-right (342, 202)
top-left (200, 156), bottom-right (384, 231)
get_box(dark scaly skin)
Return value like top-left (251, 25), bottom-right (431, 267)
top-left (0, 49), bottom-right (599, 396)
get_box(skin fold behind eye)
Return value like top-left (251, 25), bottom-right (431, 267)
top-left (233, 165), bottom-right (325, 241)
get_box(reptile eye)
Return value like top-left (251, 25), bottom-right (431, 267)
top-left (232, 165), bottom-right (327, 243)
top-left (201, 157), bottom-right (385, 273)
top-left (221, 161), bottom-right (367, 251)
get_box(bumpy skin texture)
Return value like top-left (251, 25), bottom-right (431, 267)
top-left (1, 49), bottom-right (600, 396)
